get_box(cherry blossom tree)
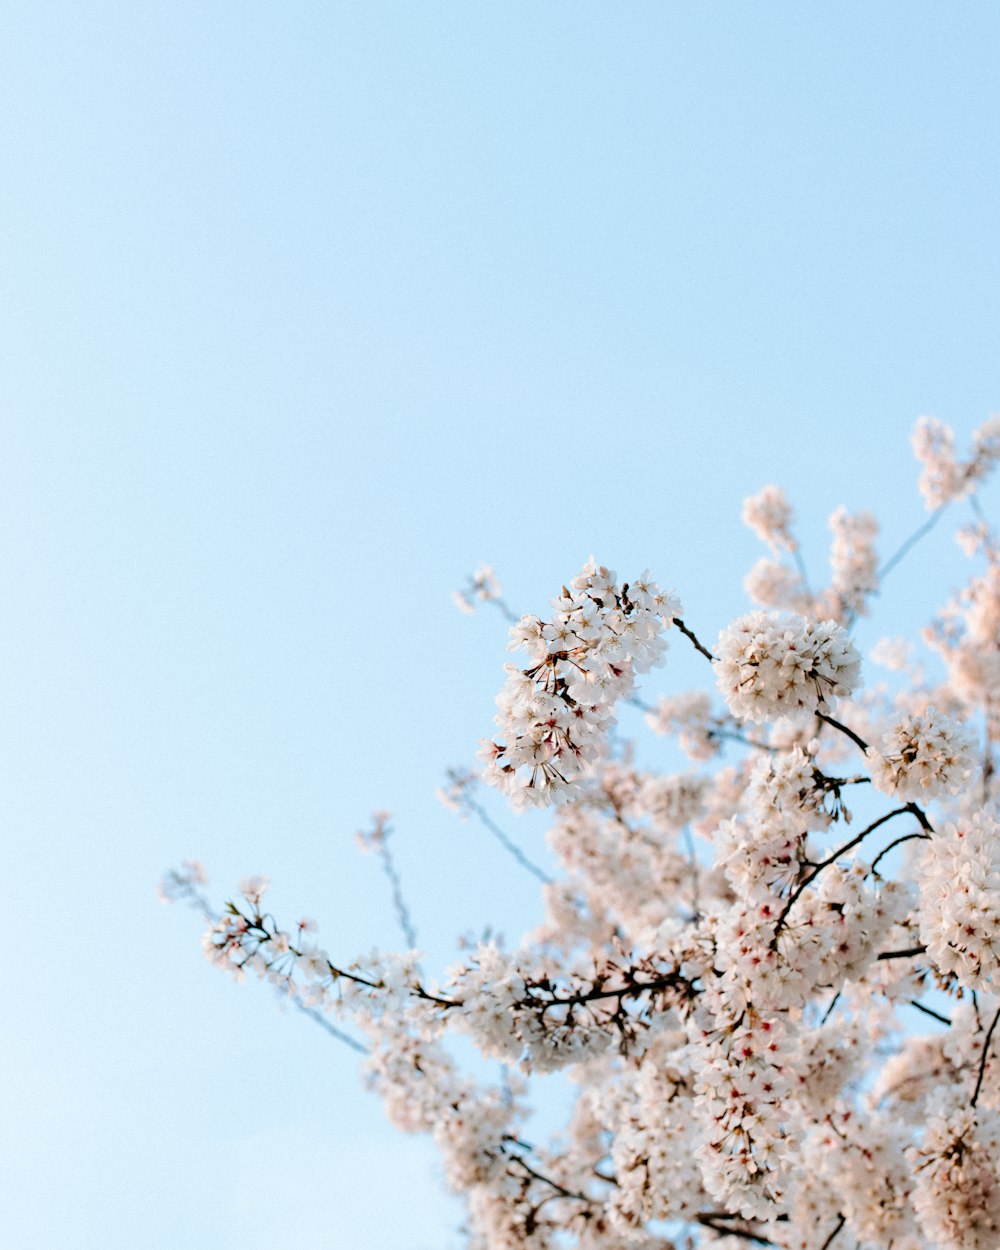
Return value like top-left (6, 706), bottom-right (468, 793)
top-left (164, 416), bottom-right (1000, 1249)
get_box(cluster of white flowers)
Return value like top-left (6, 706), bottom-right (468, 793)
top-left (166, 416), bottom-right (1000, 1250)
top-left (799, 1109), bottom-right (918, 1247)
top-left (595, 1038), bottom-right (706, 1230)
top-left (746, 745), bottom-right (840, 830)
top-left (713, 610), bottom-right (862, 724)
top-left (690, 1000), bottom-right (794, 1219)
top-left (870, 709), bottom-right (974, 800)
top-left (743, 557), bottom-right (809, 615)
top-left (919, 811), bottom-right (1000, 991)
top-left (909, 1102), bottom-right (1000, 1250)
top-left (480, 561), bottom-right (680, 807)
top-left (925, 551), bottom-right (1000, 733)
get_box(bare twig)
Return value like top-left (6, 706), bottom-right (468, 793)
top-left (971, 1005), bottom-right (1000, 1108)
top-left (817, 712), bottom-right (869, 754)
top-left (878, 507), bottom-right (946, 583)
top-left (466, 796), bottom-right (553, 885)
top-left (671, 616), bottom-right (716, 662)
top-left (696, 1212), bottom-right (777, 1246)
top-left (877, 945), bottom-right (927, 962)
top-left (909, 999), bottom-right (951, 1027)
top-left (870, 830), bottom-right (930, 874)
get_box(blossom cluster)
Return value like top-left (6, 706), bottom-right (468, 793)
top-left (165, 415), bottom-right (1000, 1250)
top-left (919, 811), bottom-right (1000, 991)
top-left (713, 610), bottom-right (861, 724)
top-left (479, 560), bottom-right (681, 807)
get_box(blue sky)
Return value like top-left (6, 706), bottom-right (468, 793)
top-left (3, 4), bottom-right (1000, 1247)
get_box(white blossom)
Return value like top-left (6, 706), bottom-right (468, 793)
top-left (919, 811), bottom-right (1000, 991)
top-left (713, 611), bottom-right (861, 724)
top-left (870, 709), bottom-right (974, 800)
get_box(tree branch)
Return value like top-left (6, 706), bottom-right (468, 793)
top-left (772, 807), bottom-right (913, 941)
top-left (971, 1004), bottom-right (1000, 1108)
top-left (672, 616), bottom-right (716, 662)
top-left (817, 712), bottom-right (869, 754)
top-left (876, 945), bottom-right (927, 961)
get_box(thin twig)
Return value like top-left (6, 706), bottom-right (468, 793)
top-left (772, 807), bottom-right (912, 940)
top-left (792, 544), bottom-right (812, 597)
top-left (295, 1003), bottom-right (369, 1054)
top-left (487, 596), bottom-right (519, 625)
top-left (870, 830), bottom-right (930, 874)
top-left (909, 999), bottom-right (952, 1027)
top-left (671, 616), bottom-right (716, 662)
top-left (376, 837), bottom-right (418, 949)
top-left (467, 797), bottom-right (553, 885)
top-left (819, 1213), bottom-right (846, 1250)
top-left (817, 712), bottom-right (870, 754)
top-left (878, 507), bottom-right (946, 583)
top-left (877, 945), bottom-right (927, 962)
top-left (971, 1005), bottom-right (1000, 1108)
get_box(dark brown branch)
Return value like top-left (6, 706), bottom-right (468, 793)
top-left (821, 991), bottom-right (841, 1025)
top-left (771, 807), bottom-right (912, 941)
top-left (539, 969), bottom-right (695, 1010)
top-left (819, 1213), bottom-right (846, 1250)
top-left (817, 712), bottom-right (869, 754)
top-left (876, 945), bottom-right (927, 961)
top-left (909, 999), bottom-right (951, 1027)
top-left (505, 1152), bottom-right (592, 1205)
top-left (870, 830), bottom-right (930, 874)
top-left (696, 1212), bottom-right (776, 1246)
top-left (971, 1005), bottom-right (1000, 1108)
top-left (905, 800), bottom-right (935, 834)
top-left (672, 616), bottom-right (716, 662)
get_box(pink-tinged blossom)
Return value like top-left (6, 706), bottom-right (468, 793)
top-left (910, 1102), bottom-right (1000, 1250)
top-left (870, 709), bottom-right (974, 800)
top-left (827, 506), bottom-right (879, 618)
top-left (742, 485), bottom-right (797, 553)
top-left (919, 811), bottom-right (1000, 991)
top-left (743, 557), bottom-right (809, 614)
top-left (713, 611), bottom-right (861, 724)
top-left (644, 690), bottom-right (721, 761)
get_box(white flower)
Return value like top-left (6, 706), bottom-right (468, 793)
top-left (238, 875), bottom-right (270, 903)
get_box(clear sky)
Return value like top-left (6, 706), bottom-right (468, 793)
top-left (3, 4), bottom-right (1000, 1248)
